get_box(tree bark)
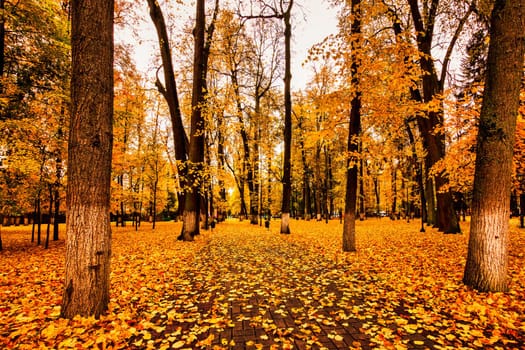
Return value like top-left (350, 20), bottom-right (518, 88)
top-left (280, 0), bottom-right (293, 234)
top-left (61, 0), bottom-right (113, 319)
top-left (0, 0), bottom-right (5, 90)
top-left (342, 0), bottom-right (361, 252)
top-left (463, 0), bottom-right (524, 292)
top-left (181, 0), bottom-right (217, 239)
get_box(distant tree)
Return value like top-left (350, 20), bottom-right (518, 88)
top-left (463, 0), bottom-right (525, 292)
top-left (61, 0), bottom-right (114, 318)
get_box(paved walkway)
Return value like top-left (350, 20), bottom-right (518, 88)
top-left (191, 230), bottom-right (371, 349)
top-left (127, 223), bottom-right (440, 349)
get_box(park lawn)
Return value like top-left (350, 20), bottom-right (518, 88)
top-left (0, 218), bottom-right (524, 349)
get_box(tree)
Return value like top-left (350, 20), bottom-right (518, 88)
top-left (61, 0), bottom-right (114, 318)
top-left (180, 0), bottom-right (219, 240)
top-left (147, 0), bottom-right (188, 217)
top-left (405, 0), bottom-right (475, 233)
top-left (238, 0), bottom-right (293, 232)
top-left (463, 0), bottom-right (525, 292)
top-left (278, 0), bottom-right (293, 234)
top-left (342, 0), bottom-right (361, 252)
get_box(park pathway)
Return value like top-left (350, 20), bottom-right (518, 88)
top-left (127, 221), bottom-right (443, 349)
top-left (138, 222), bottom-right (376, 350)
top-left (188, 224), bottom-right (371, 349)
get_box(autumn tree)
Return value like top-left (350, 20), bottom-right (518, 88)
top-left (341, 0), bottom-right (361, 252)
top-left (61, 0), bottom-right (114, 318)
top-left (147, 0), bottom-right (188, 217)
top-left (463, 0), bottom-right (525, 292)
top-left (405, 0), bottom-right (476, 233)
top-left (308, 64), bottom-right (344, 221)
top-left (0, 0), bottom-right (69, 241)
top-left (278, 0), bottom-right (293, 234)
top-left (180, 0), bottom-right (219, 240)
top-left (238, 0), bottom-right (294, 232)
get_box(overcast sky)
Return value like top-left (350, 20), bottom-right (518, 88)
top-left (117, 0), bottom-right (339, 92)
top-left (290, 0), bottom-right (339, 89)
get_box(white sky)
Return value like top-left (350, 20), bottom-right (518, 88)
top-left (291, 0), bottom-right (339, 90)
top-left (116, 0), bottom-right (339, 92)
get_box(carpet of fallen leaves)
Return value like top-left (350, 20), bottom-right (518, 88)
top-left (1, 218), bottom-right (524, 349)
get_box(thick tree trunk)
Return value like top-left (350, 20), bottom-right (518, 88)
top-left (61, 0), bottom-right (113, 319)
top-left (181, 0), bottom-right (217, 239)
top-left (0, 0), bottom-right (5, 90)
top-left (280, 1), bottom-right (293, 234)
top-left (342, 0), bottom-right (361, 252)
top-left (463, 0), bottom-right (524, 292)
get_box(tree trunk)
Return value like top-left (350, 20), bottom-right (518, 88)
top-left (391, 163), bottom-right (397, 216)
top-left (53, 150), bottom-right (63, 241)
top-left (300, 137), bottom-right (311, 220)
top-left (463, 0), bottom-right (524, 292)
top-left (45, 185), bottom-right (53, 249)
top-left (217, 113), bottom-right (227, 221)
top-left (425, 176), bottom-right (436, 226)
top-left (250, 113), bottom-right (261, 225)
top-left (407, 0), bottom-right (460, 233)
top-left (406, 120), bottom-right (427, 231)
top-left (36, 196), bottom-right (42, 245)
top-left (31, 199), bottom-right (37, 243)
top-left (373, 177), bottom-right (380, 215)
top-left (314, 145), bottom-right (322, 220)
top-left (61, 0), bottom-right (113, 319)
top-left (53, 187), bottom-right (60, 240)
top-left (181, 0), bottom-right (217, 239)
top-left (327, 152), bottom-right (334, 218)
top-left (280, 1), bottom-right (293, 234)
top-left (342, 0), bottom-right (361, 252)
top-left (147, 0), bottom-right (188, 216)
top-left (0, 0), bottom-right (5, 91)
top-left (358, 152), bottom-right (365, 220)
top-left (323, 145), bottom-right (330, 222)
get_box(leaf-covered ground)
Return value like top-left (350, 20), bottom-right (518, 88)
top-left (1, 218), bottom-right (524, 349)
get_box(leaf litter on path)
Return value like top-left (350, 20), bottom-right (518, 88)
top-left (0, 219), bottom-right (524, 349)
